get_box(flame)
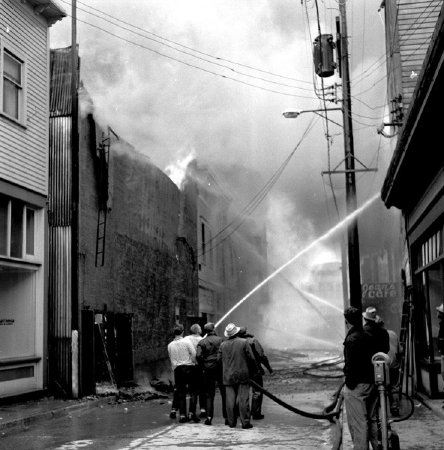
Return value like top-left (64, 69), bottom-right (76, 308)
top-left (165, 148), bottom-right (196, 189)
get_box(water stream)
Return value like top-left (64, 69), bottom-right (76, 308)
top-left (215, 193), bottom-right (380, 328)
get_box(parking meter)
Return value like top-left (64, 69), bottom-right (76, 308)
top-left (372, 352), bottom-right (391, 450)
top-left (372, 352), bottom-right (391, 386)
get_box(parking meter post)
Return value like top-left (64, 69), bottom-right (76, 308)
top-left (372, 353), bottom-right (391, 450)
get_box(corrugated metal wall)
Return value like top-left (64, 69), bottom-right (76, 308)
top-left (49, 117), bottom-right (72, 225)
top-left (48, 114), bottom-right (72, 394)
top-left (48, 47), bottom-right (74, 395)
top-left (48, 227), bottom-right (72, 395)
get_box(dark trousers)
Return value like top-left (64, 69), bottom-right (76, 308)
top-left (225, 383), bottom-right (251, 426)
top-left (388, 366), bottom-right (400, 412)
top-left (251, 373), bottom-right (263, 417)
top-left (174, 365), bottom-right (198, 417)
top-left (202, 367), bottom-right (227, 419)
top-left (195, 366), bottom-right (206, 413)
top-left (172, 386), bottom-right (179, 411)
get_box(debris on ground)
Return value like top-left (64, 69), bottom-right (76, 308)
top-left (93, 382), bottom-right (169, 404)
top-left (149, 378), bottom-right (174, 393)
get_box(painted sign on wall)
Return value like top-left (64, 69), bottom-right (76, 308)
top-left (362, 282), bottom-right (399, 299)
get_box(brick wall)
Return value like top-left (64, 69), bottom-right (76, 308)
top-left (77, 114), bottom-right (198, 381)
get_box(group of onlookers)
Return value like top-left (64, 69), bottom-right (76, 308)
top-left (167, 321), bottom-right (273, 429)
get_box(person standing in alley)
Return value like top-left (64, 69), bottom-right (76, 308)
top-left (218, 322), bottom-right (256, 429)
top-left (167, 324), bottom-right (200, 423)
top-left (343, 306), bottom-right (378, 449)
top-left (376, 316), bottom-right (401, 416)
top-left (362, 306), bottom-right (390, 356)
top-left (238, 326), bottom-right (273, 420)
top-left (184, 323), bottom-right (206, 419)
top-left (196, 322), bottom-right (227, 425)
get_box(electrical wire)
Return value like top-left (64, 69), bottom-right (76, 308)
top-left (60, 0), bottom-right (315, 90)
top-left (197, 116), bottom-right (320, 258)
top-left (311, 0), bottom-right (343, 220)
top-left (73, 15), bottom-right (318, 99)
top-left (73, 0), bottom-right (315, 84)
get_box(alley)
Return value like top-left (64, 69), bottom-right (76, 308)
top-left (0, 393), bottom-right (331, 450)
top-left (2, 351), bottom-right (444, 449)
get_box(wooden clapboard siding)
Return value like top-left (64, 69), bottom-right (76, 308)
top-left (387, 0), bottom-right (443, 110)
top-left (0, 0), bottom-right (50, 196)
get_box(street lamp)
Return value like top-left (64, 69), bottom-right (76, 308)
top-left (282, 107), bottom-right (342, 119)
top-left (282, 105), bottom-right (357, 313)
top-left (282, 107), bottom-right (343, 127)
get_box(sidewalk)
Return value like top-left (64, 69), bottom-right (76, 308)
top-left (0, 394), bottom-right (117, 434)
top-left (0, 383), bottom-right (167, 435)
top-left (416, 393), bottom-right (444, 420)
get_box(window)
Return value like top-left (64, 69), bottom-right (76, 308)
top-left (0, 195), bottom-right (37, 260)
top-left (10, 200), bottom-right (23, 258)
top-left (418, 230), bottom-right (442, 269)
top-left (200, 219), bottom-right (214, 269)
top-left (26, 209), bottom-right (35, 255)
top-left (201, 222), bottom-right (206, 264)
top-left (1, 48), bottom-right (24, 123)
top-left (0, 196), bottom-right (8, 255)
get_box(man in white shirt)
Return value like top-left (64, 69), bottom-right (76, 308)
top-left (167, 324), bottom-right (199, 423)
top-left (184, 324), bottom-right (206, 419)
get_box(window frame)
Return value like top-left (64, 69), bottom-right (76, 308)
top-left (0, 43), bottom-right (27, 126)
top-left (0, 196), bottom-right (41, 264)
top-left (199, 217), bottom-right (214, 269)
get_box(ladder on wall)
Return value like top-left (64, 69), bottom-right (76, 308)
top-left (398, 287), bottom-right (414, 397)
top-left (95, 131), bottom-right (110, 267)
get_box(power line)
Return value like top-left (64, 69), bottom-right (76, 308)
top-left (198, 116), bottom-right (320, 258)
top-left (61, 0), bottom-right (315, 88)
top-left (66, 14), bottom-right (318, 100)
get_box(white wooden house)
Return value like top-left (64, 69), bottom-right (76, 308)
top-left (0, 0), bottom-right (65, 398)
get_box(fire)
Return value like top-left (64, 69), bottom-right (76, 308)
top-left (165, 149), bottom-right (196, 189)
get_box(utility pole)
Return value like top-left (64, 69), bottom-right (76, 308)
top-left (338, 1), bottom-right (362, 310)
top-left (71, 0), bottom-right (80, 398)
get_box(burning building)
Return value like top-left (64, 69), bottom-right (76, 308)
top-left (48, 47), bottom-right (198, 396)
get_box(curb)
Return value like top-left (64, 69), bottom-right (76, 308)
top-left (416, 393), bottom-right (444, 421)
top-left (0, 395), bottom-right (117, 435)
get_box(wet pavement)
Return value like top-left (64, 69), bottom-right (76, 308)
top-left (0, 392), bottom-right (333, 449)
top-left (2, 350), bottom-right (444, 449)
top-left (2, 390), bottom-right (444, 449)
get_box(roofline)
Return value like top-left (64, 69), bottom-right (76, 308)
top-left (26, 0), bottom-right (67, 26)
top-left (381, 3), bottom-right (444, 208)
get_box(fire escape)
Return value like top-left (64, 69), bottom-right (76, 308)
top-left (95, 130), bottom-right (110, 267)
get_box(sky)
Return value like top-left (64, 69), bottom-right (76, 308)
top-left (50, 0), bottom-right (398, 345)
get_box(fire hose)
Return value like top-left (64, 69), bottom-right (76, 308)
top-left (249, 376), bottom-right (414, 423)
top-left (248, 378), bottom-right (343, 422)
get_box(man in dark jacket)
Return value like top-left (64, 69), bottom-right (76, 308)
top-left (218, 322), bottom-right (256, 429)
top-left (196, 322), bottom-right (226, 426)
top-left (362, 306), bottom-right (390, 357)
top-left (343, 306), bottom-right (378, 450)
top-left (238, 326), bottom-right (273, 420)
